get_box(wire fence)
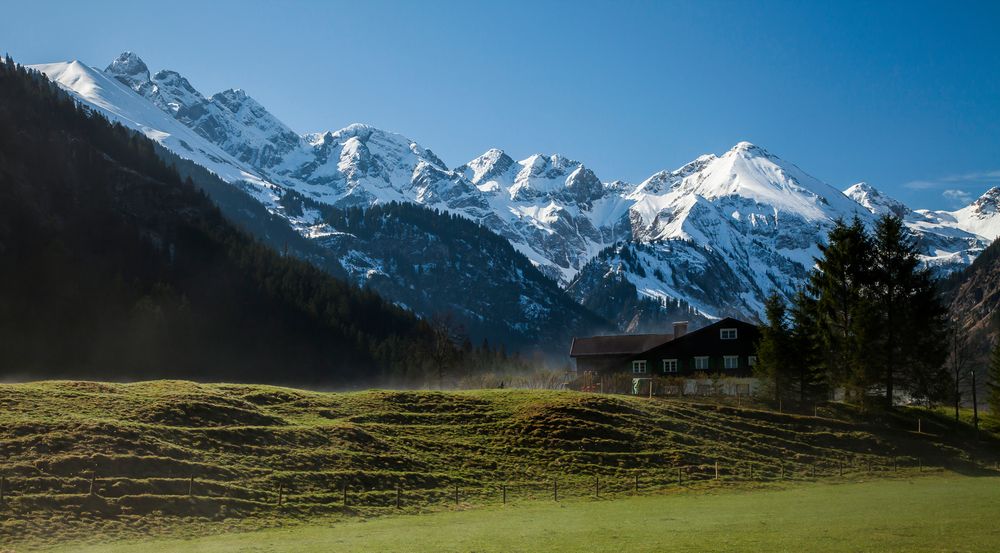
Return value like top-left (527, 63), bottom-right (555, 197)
top-left (1, 455), bottom-right (994, 518)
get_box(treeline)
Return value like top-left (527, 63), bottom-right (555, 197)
top-left (0, 57), bottom-right (499, 385)
top-left (756, 216), bottom-right (949, 407)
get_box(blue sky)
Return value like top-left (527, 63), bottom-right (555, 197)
top-left (3, 0), bottom-right (998, 209)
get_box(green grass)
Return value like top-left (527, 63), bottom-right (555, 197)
top-left (1, 381), bottom-right (997, 550)
top-left (38, 475), bottom-right (1000, 553)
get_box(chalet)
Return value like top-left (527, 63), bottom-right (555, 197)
top-left (570, 318), bottom-right (760, 377)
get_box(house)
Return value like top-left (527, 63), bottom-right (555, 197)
top-left (570, 318), bottom-right (760, 377)
top-left (569, 322), bottom-right (687, 374)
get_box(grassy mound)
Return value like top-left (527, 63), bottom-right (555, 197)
top-left (0, 381), bottom-right (997, 549)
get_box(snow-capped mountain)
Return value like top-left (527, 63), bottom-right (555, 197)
top-left (914, 187), bottom-right (1000, 242)
top-left (844, 182), bottom-right (910, 218)
top-left (845, 182), bottom-right (990, 272)
top-left (29, 52), bottom-right (999, 334)
top-left (569, 142), bottom-right (877, 322)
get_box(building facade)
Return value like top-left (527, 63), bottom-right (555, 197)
top-left (570, 318), bottom-right (760, 378)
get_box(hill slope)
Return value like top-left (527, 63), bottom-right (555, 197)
top-left (0, 58), bottom-right (444, 384)
top-left (943, 235), bottom-right (1000, 354)
top-left (1, 381), bottom-right (996, 547)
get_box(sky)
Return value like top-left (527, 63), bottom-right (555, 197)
top-left (3, 0), bottom-right (999, 209)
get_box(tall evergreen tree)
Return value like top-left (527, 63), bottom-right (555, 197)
top-left (988, 339), bottom-right (1000, 416)
top-left (755, 293), bottom-right (794, 402)
top-left (869, 215), bottom-right (949, 405)
top-left (809, 217), bottom-right (874, 400)
top-left (869, 215), bottom-right (948, 405)
top-left (788, 288), bottom-right (826, 402)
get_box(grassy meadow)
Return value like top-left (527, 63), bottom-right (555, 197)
top-left (0, 381), bottom-right (997, 551)
top-left (40, 475), bottom-right (1000, 553)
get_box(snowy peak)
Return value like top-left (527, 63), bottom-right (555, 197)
top-left (105, 51), bottom-right (149, 83)
top-left (657, 141), bottom-right (863, 221)
top-left (458, 148), bottom-right (516, 187)
top-left (948, 186), bottom-right (1000, 240)
top-left (105, 51), bottom-right (153, 95)
top-left (728, 140), bottom-right (772, 158)
top-left (970, 187), bottom-right (1000, 214)
top-left (844, 182), bottom-right (910, 218)
top-left (632, 154), bottom-right (716, 195)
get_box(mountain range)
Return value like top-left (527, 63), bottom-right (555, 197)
top-left (29, 52), bottom-right (1000, 349)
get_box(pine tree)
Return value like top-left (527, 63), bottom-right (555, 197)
top-left (809, 217), bottom-right (874, 400)
top-left (988, 339), bottom-right (1000, 416)
top-left (788, 288), bottom-right (826, 402)
top-left (755, 293), bottom-right (793, 402)
top-left (869, 215), bottom-right (949, 405)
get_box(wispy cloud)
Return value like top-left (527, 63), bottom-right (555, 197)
top-left (903, 169), bottom-right (1000, 190)
top-left (942, 189), bottom-right (973, 208)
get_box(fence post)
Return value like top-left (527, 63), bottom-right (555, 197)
top-left (277, 483), bottom-right (283, 507)
top-left (396, 484), bottom-right (401, 509)
top-left (342, 482), bottom-right (348, 506)
top-left (918, 418), bottom-right (922, 433)
top-left (814, 404), bottom-right (818, 417)
top-left (677, 467), bottom-right (682, 485)
top-left (188, 476), bottom-right (194, 498)
top-left (455, 485), bottom-right (459, 506)
top-left (780, 464), bottom-right (784, 480)
top-left (893, 457), bottom-right (897, 473)
top-left (595, 476), bottom-right (600, 499)
top-left (553, 480), bottom-right (558, 502)
top-left (89, 472), bottom-right (96, 496)
top-left (634, 474), bottom-right (639, 493)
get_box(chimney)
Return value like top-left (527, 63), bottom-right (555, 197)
top-left (672, 321), bottom-right (688, 338)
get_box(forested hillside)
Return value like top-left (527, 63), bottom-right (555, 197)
top-left (294, 197), bottom-right (609, 347)
top-left (942, 236), bottom-right (1000, 356)
top-left (0, 58), bottom-right (453, 384)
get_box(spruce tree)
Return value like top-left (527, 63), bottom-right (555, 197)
top-left (755, 293), bottom-right (793, 402)
top-left (870, 215), bottom-right (949, 405)
top-left (809, 217), bottom-right (874, 401)
top-left (988, 339), bottom-right (1000, 416)
top-left (788, 288), bottom-right (826, 402)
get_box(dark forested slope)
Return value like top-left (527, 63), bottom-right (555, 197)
top-left (942, 236), bottom-right (1000, 355)
top-left (0, 58), bottom-right (446, 384)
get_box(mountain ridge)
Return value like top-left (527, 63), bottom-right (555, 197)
top-left (28, 52), bottom-right (1000, 334)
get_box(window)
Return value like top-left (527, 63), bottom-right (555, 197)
top-left (632, 360), bottom-right (647, 374)
top-left (694, 356), bottom-right (710, 370)
top-left (748, 355), bottom-right (757, 367)
top-left (662, 359), bottom-right (678, 373)
top-left (720, 328), bottom-right (738, 340)
top-left (723, 355), bottom-right (739, 369)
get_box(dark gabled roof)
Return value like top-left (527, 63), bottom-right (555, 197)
top-left (570, 333), bottom-right (673, 357)
top-left (628, 317), bottom-right (760, 360)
